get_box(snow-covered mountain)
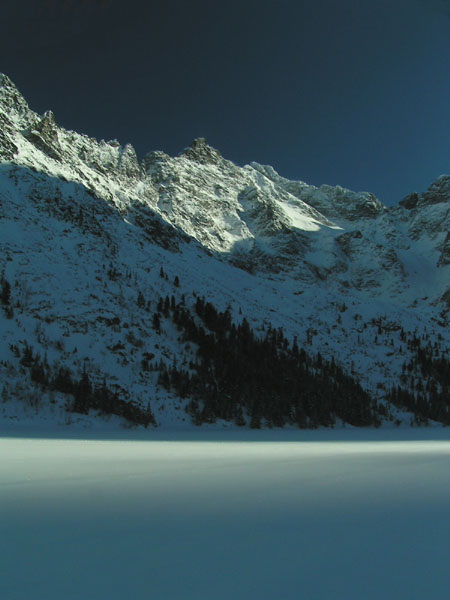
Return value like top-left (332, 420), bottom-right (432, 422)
top-left (1, 73), bottom-right (449, 430)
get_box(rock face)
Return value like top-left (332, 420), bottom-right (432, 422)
top-left (181, 137), bottom-right (224, 166)
top-left (24, 111), bottom-right (63, 161)
top-left (0, 74), bottom-right (35, 127)
top-left (1, 73), bottom-right (449, 298)
top-left (399, 191), bottom-right (419, 210)
top-left (420, 175), bottom-right (450, 206)
top-left (0, 74), bottom-right (449, 429)
top-left (438, 232), bottom-right (450, 267)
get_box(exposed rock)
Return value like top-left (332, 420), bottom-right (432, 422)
top-left (0, 73), bottom-right (34, 128)
top-left (399, 192), bottom-right (419, 209)
top-left (118, 143), bottom-right (141, 179)
top-left (181, 138), bottom-right (224, 166)
top-left (319, 185), bottom-right (384, 221)
top-left (420, 175), bottom-right (450, 206)
top-left (438, 232), bottom-right (450, 267)
top-left (24, 111), bottom-right (62, 161)
top-left (0, 71), bottom-right (448, 303)
top-left (336, 230), bottom-right (363, 256)
top-left (0, 117), bottom-right (18, 160)
top-left (1, 73), bottom-right (450, 431)
top-left (142, 150), bottom-right (171, 174)
top-left (441, 288), bottom-right (450, 307)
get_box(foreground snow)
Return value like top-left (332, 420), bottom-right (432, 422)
top-left (1, 431), bottom-right (450, 599)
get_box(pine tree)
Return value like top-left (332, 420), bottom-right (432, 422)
top-left (20, 343), bottom-right (34, 368)
top-left (0, 274), bottom-right (11, 306)
top-left (73, 369), bottom-right (92, 414)
top-left (137, 291), bottom-right (145, 308)
top-left (152, 312), bottom-right (161, 331)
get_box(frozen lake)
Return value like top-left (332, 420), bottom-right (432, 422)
top-left (1, 430), bottom-right (450, 599)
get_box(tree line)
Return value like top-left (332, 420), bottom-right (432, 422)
top-left (387, 338), bottom-right (450, 425)
top-left (155, 295), bottom-right (382, 428)
top-left (15, 342), bottom-right (156, 427)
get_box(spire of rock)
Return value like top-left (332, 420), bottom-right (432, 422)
top-left (0, 73), bottom-right (31, 122)
top-left (180, 138), bottom-right (223, 166)
top-left (0, 74), bottom-right (33, 159)
top-left (118, 143), bottom-right (141, 178)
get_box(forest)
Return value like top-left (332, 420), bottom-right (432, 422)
top-left (155, 295), bottom-right (383, 428)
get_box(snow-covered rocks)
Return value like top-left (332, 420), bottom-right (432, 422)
top-left (0, 73), bottom-right (449, 429)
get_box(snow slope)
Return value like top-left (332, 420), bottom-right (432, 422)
top-left (0, 73), bottom-right (449, 430)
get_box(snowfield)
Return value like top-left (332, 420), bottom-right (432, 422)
top-left (1, 430), bottom-right (449, 600)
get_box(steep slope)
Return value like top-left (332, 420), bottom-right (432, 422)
top-left (0, 74), bottom-right (449, 430)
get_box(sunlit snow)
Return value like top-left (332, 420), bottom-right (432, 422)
top-left (1, 432), bottom-right (449, 600)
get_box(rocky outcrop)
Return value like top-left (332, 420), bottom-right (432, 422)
top-left (0, 118), bottom-right (18, 161)
top-left (24, 111), bottom-right (63, 161)
top-left (0, 74), bottom-right (35, 128)
top-left (181, 137), bottom-right (224, 166)
top-left (399, 191), bottom-right (419, 209)
top-left (420, 175), bottom-right (450, 206)
top-left (438, 232), bottom-right (450, 267)
top-left (118, 143), bottom-right (141, 179)
top-left (335, 230), bottom-right (363, 257)
top-left (318, 185), bottom-right (384, 221)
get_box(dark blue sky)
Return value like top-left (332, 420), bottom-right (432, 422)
top-left (1, 0), bottom-right (449, 205)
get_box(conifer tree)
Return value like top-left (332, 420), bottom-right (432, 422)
top-left (0, 274), bottom-right (11, 306)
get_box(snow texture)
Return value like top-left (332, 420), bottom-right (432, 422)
top-left (0, 73), bottom-right (449, 429)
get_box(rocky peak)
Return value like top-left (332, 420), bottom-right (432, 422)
top-left (420, 175), bottom-right (450, 206)
top-left (318, 185), bottom-right (385, 221)
top-left (249, 162), bottom-right (385, 223)
top-left (0, 73), bottom-right (34, 128)
top-left (180, 138), bottom-right (223, 166)
top-left (24, 110), bottom-right (62, 162)
top-left (117, 143), bottom-right (141, 178)
top-left (250, 162), bottom-right (281, 181)
top-left (0, 73), bottom-right (448, 309)
top-left (142, 150), bottom-right (170, 172)
top-left (33, 110), bottom-right (58, 139)
top-left (0, 73), bottom-right (23, 105)
top-left (399, 192), bottom-right (419, 210)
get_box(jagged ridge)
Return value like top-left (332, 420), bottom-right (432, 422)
top-left (0, 74), bottom-right (449, 429)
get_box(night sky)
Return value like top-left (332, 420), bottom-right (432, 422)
top-left (1, 0), bottom-right (449, 205)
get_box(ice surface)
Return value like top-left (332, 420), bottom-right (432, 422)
top-left (1, 432), bottom-right (449, 599)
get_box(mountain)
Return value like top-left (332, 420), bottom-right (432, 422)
top-left (0, 73), bottom-right (449, 430)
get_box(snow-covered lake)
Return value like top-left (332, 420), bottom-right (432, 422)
top-left (1, 430), bottom-right (450, 599)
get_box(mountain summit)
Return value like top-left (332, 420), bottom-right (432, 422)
top-left (0, 74), bottom-right (449, 430)
top-left (180, 137), bottom-right (224, 166)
